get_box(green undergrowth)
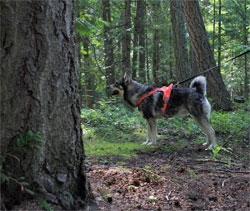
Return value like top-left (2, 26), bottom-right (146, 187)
top-left (85, 138), bottom-right (153, 157)
top-left (82, 99), bottom-right (249, 159)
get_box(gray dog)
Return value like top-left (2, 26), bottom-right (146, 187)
top-left (108, 73), bottom-right (216, 149)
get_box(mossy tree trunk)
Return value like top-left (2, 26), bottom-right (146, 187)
top-left (0, 0), bottom-right (93, 209)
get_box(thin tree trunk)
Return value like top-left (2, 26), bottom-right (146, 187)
top-left (152, 0), bottom-right (160, 85)
top-left (137, 0), bottom-right (146, 83)
top-left (146, 31), bottom-right (150, 83)
top-left (122, 0), bottom-right (131, 74)
top-left (212, 0), bottom-right (216, 53)
top-left (132, 0), bottom-right (139, 80)
top-left (217, 0), bottom-right (221, 68)
top-left (169, 27), bottom-right (174, 79)
top-left (83, 38), bottom-right (94, 108)
top-left (0, 0), bottom-right (93, 209)
top-left (103, 0), bottom-right (115, 85)
top-left (243, 0), bottom-right (249, 99)
top-left (183, 0), bottom-right (232, 110)
top-left (170, 0), bottom-right (191, 87)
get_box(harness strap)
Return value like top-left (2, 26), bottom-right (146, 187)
top-left (136, 84), bottom-right (173, 114)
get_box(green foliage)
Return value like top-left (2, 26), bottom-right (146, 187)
top-left (14, 130), bottom-right (44, 152)
top-left (211, 102), bottom-right (250, 140)
top-left (38, 199), bottom-right (54, 211)
top-left (85, 139), bottom-right (152, 157)
top-left (210, 145), bottom-right (233, 161)
top-left (0, 130), bottom-right (44, 200)
top-left (82, 99), bottom-right (145, 139)
top-left (163, 144), bottom-right (181, 153)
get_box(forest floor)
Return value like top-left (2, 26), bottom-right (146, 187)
top-left (86, 140), bottom-right (250, 211)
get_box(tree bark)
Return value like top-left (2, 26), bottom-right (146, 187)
top-left (83, 38), bottom-right (95, 108)
top-left (170, 0), bottom-right (191, 87)
top-left (122, 0), bottom-right (131, 75)
top-left (103, 0), bottom-right (115, 85)
top-left (137, 0), bottom-right (146, 83)
top-left (243, 0), bottom-right (249, 99)
top-left (212, 0), bottom-right (216, 53)
top-left (152, 0), bottom-right (160, 85)
top-left (217, 0), bottom-right (222, 69)
top-left (132, 0), bottom-right (139, 80)
top-left (0, 0), bottom-right (93, 209)
top-left (190, 43), bottom-right (199, 75)
top-left (183, 0), bottom-right (232, 110)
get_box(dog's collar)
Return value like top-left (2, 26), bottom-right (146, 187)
top-left (136, 84), bottom-right (173, 114)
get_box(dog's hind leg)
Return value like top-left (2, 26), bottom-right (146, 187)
top-left (142, 118), bottom-right (157, 145)
top-left (192, 116), bottom-right (216, 149)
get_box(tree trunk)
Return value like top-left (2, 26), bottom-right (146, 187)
top-left (137, 0), bottom-right (146, 83)
top-left (217, 0), bottom-right (221, 68)
top-left (190, 43), bottom-right (199, 75)
top-left (122, 0), bottom-right (131, 75)
top-left (169, 27), bottom-right (174, 79)
top-left (212, 0), bottom-right (216, 53)
top-left (146, 31), bottom-right (150, 83)
top-left (103, 0), bottom-right (115, 85)
top-left (152, 0), bottom-right (160, 85)
top-left (132, 0), bottom-right (139, 80)
top-left (170, 0), bottom-right (191, 87)
top-left (243, 0), bottom-right (249, 99)
top-left (83, 38), bottom-right (95, 108)
top-left (0, 0), bottom-right (93, 209)
top-left (183, 0), bottom-right (232, 110)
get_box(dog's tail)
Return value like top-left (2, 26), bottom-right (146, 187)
top-left (190, 76), bottom-right (207, 95)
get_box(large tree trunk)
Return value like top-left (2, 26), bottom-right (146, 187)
top-left (122, 0), bottom-right (131, 74)
top-left (170, 0), bottom-right (191, 87)
top-left (183, 0), bottom-right (232, 110)
top-left (0, 0), bottom-right (93, 209)
top-left (103, 0), bottom-right (115, 85)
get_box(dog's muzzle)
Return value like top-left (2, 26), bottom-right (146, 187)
top-left (107, 84), bottom-right (123, 96)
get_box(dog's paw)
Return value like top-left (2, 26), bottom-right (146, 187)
top-left (142, 140), bottom-right (149, 145)
top-left (205, 144), bottom-right (216, 150)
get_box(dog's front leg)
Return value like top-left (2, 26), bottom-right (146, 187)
top-left (142, 118), bottom-right (157, 145)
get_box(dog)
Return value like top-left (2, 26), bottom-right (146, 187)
top-left (108, 73), bottom-right (216, 149)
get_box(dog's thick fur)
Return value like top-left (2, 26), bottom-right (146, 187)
top-left (108, 73), bottom-right (216, 149)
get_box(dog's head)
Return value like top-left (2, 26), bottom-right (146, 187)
top-left (107, 72), bottom-right (131, 96)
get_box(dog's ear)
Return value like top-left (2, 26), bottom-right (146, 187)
top-left (123, 72), bottom-right (131, 85)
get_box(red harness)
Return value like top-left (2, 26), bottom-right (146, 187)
top-left (136, 84), bottom-right (173, 114)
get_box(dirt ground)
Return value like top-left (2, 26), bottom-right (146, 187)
top-left (86, 143), bottom-right (250, 211)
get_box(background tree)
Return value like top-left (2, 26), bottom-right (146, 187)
top-left (151, 0), bottom-right (161, 85)
top-left (170, 0), bottom-right (191, 87)
top-left (183, 0), bottom-right (233, 110)
top-left (122, 0), bottom-right (131, 74)
top-left (83, 37), bottom-right (95, 108)
top-left (0, 0), bottom-right (93, 209)
top-left (103, 0), bottom-right (115, 85)
top-left (137, 0), bottom-right (146, 83)
top-left (132, 1), bottom-right (139, 80)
